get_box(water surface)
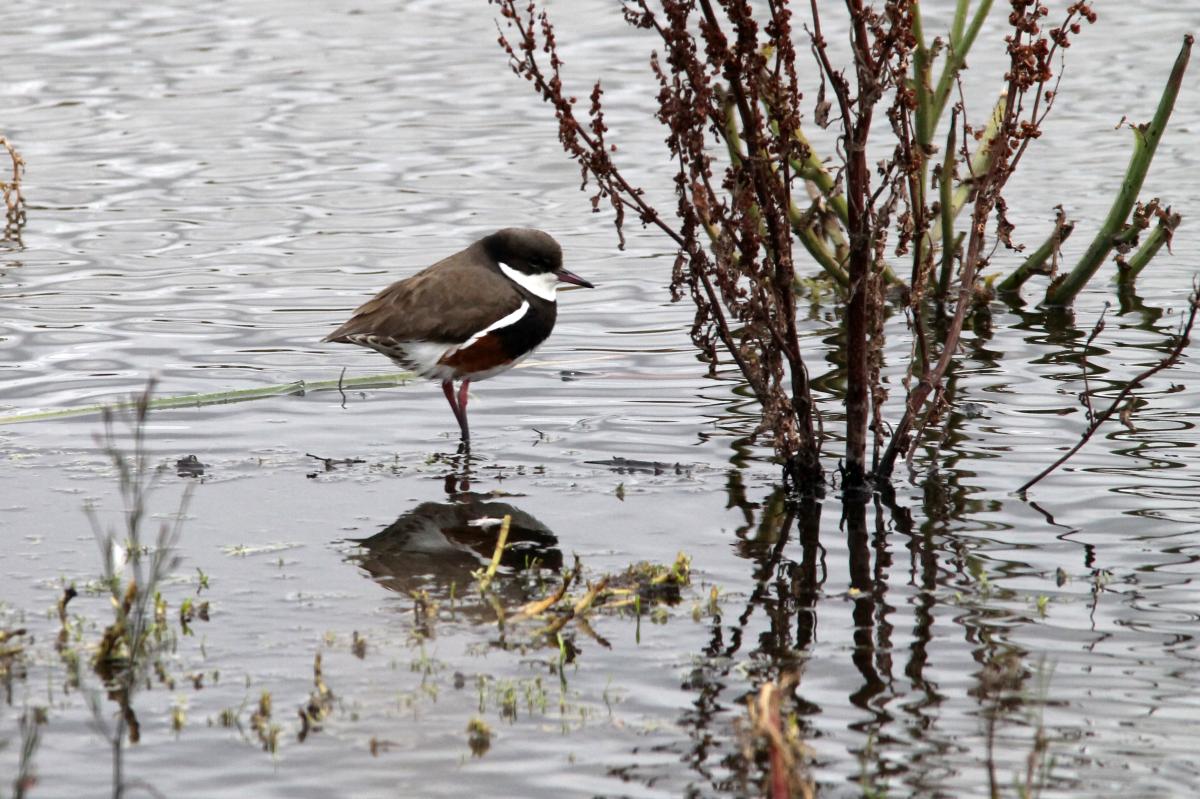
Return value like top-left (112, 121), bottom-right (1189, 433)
top-left (1, 2), bottom-right (1199, 797)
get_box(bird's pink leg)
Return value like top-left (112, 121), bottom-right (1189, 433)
top-left (442, 379), bottom-right (471, 442)
top-left (456, 380), bottom-right (471, 441)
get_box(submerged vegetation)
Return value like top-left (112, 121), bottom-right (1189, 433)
top-left (494, 0), bottom-right (1196, 493)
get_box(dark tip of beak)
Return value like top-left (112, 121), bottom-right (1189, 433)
top-left (556, 268), bottom-right (595, 289)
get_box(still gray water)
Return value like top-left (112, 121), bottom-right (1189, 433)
top-left (1, 1), bottom-right (1199, 797)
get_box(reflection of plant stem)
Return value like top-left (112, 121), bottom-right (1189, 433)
top-left (857, 730), bottom-right (886, 799)
top-left (984, 658), bottom-right (1055, 799)
top-left (13, 708), bottom-right (44, 799)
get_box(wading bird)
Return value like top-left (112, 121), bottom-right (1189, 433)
top-left (325, 228), bottom-right (594, 444)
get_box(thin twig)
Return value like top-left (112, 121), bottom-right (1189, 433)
top-left (1019, 288), bottom-right (1200, 493)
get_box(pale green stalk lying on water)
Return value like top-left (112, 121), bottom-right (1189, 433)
top-left (0, 372), bottom-right (414, 426)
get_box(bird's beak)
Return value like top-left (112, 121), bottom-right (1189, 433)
top-left (555, 268), bottom-right (595, 289)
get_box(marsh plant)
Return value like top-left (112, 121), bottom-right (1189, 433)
top-left (0, 135), bottom-right (24, 244)
top-left (494, 0), bottom-right (1195, 493)
top-left (82, 381), bottom-right (195, 799)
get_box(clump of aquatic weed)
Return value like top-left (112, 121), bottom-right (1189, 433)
top-left (368, 532), bottom-right (699, 753)
top-left (237, 522), bottom-right (700, 762)
top-left (468, 519), bottom-right (693, 654)
top-left (465, 716), bottom-right (493, 757)
top-left (297, 652), bottom-right (335, 742)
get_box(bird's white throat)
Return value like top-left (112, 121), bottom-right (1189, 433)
top-left (498, 261), bottom-right (559, 302)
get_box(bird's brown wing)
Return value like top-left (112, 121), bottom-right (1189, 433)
top-left (324, 256), bottom-right (523, 345)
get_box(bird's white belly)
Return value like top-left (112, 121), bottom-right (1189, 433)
top-left (348, 335), bottom-right (532, 382)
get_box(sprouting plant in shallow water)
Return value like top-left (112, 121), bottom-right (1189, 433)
top-left (76, 380), bottom-right (203, 799)
top-left (466, 716), bottom-right (493, 757)
top-left (298, 652), bottom-right (335, 742)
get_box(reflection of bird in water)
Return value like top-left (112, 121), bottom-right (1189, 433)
top-left (348, 494), bottom-right (562, 599)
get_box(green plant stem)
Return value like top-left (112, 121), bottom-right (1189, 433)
top-left (927, 93), bottom-right (1004, 248)
top-left (929, 0), bottom-right (995, 140)
top-left (721, 92), bottom-right (744, 168)
top-left (1045, 34), bottom-right (1192, 306)
top-left (789, 201), bottom-right (850, 287)
top-left (950, 0), bottom-right (968, 44)
top-left (711, 96), bottom-right (782, 280)
top-left (756, 112), bottom-right (850, 287)
top-left (0, 372), bottom-right (414, 426)
top-left (754, 120), bottom-right (848, 286)
top-left (937, 110), bottom-right (959, 299)
top-left (1117, 210), bottom-right (1181, 285)
top-left (779, 127), bottom-right (911, 288)
top-left (1111, 220), bottom-right (1146, 248)
top-left (911, 3), bottom-right (933, 153)
top-left (914, 2), bottom-right (996, 293)
top-left (775, 120), bottom-right (850, 228)
top-left (997, 214), bottom-right (1076, 294)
